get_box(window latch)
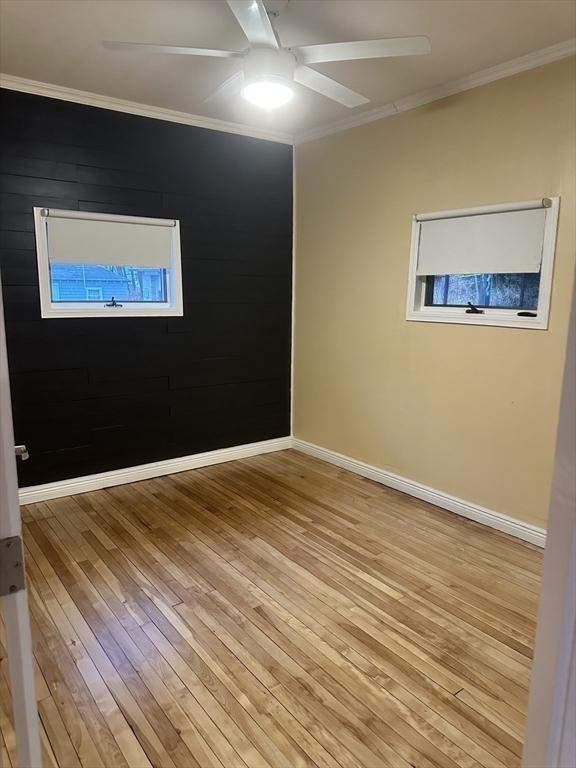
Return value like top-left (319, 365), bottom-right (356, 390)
top-left (105, 297), bottom-right (123, 308)
top-left (465, 302), bottom-right (484, 314)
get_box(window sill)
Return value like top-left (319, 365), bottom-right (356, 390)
top-left (40, 305), bottom-right (183, 319)
top-left (406, 309), bottom-right (548, 330)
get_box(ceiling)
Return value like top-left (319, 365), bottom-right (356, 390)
top-left (0, 0), bottom-right (575, 138)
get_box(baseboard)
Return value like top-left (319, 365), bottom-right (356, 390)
top-left (18, 437), bottom-right (292, 505)
top-left (19, 434), bottom-right (547, 548)
top-left (292, 438), bottom-right (547, 548)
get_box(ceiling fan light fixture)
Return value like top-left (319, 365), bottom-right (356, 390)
top-left (241, 79), bottom-right (294, 109)
top-left (103, 0), bottom-right (431, 112)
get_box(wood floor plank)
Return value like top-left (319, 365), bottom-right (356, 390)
top-left (7, 450), bottom-right (542, 768)
top-left (140, 467), bottom-right (527, 765)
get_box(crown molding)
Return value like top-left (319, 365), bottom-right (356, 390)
top-left (2, 37), bottom-right (574, 147)
top-left (0, 73), bottom-right (294, 145)
top-left (295, 38), bottom-right (576, 144)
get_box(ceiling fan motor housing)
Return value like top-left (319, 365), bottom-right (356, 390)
top-left (243, 47), bottom-right (296, 85)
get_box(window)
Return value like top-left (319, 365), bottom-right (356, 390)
top-left (425, 273), bottom-right (540, 310)
top-left (406, 198), bottom-right (560, 329)
top-left (33, 208), bottom-right (183, 318)
top-left (84, 286), bottom-right (104, 302)
top-left (49, 265), bottom-right (166, 303)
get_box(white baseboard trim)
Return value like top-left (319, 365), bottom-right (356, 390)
top-left (19, 434), bottom-right (547, 548)
top-left (292, 438), bottom-right (546, 548)
top-left (18, 437), bottom-right (292, 505)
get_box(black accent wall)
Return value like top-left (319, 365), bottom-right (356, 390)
top-left (0, 89), bottom-right (292, 487)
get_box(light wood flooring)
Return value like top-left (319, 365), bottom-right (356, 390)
top-left (1, 450), bottom-right (543, 768)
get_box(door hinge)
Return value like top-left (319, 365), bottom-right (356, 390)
top-left (0, 536), bottom-right (26, 597)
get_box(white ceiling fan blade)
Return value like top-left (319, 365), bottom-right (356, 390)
top-left (103, 41), bottom-right (242, 58)
top-left (226, 0), bottom-right (278, 48)
top-left (294, 36), bottom-right (431, 64)
top-left (294, 66), bottom-right (369, 108)
top-left (204, 71), bottom-right (245, 104)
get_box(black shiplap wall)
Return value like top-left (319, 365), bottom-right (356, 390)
top-left (0, 89), bottom-right (292, 486)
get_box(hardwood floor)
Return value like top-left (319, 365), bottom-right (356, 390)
top-left (1, 450), bottom-right (542, 768)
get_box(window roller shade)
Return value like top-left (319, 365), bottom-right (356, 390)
top-left (416, 208), bottom-right (547, 276)
top-left (46, 215), bottom-right (173, 268)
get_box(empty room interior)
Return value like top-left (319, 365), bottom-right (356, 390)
top-left (0, 1), bottom-right (575, 767)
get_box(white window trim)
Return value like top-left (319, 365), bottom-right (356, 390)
top-left (405, 197), bottom-right (560, 330)
top-left (33, 208), bottom-right (184, 319)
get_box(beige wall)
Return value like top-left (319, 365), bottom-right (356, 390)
top-left (293, 57), bottom-right (576, 529)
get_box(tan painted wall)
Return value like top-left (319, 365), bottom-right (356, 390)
top-left (293, 57), bottom-right (576, 529)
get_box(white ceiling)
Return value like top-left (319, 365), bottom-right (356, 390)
top-left (0, 0), bottom-right (574, 137)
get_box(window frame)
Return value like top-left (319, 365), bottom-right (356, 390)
top-left (405, 197), bottom-right (560, 330)
top-left (33, 208), bottom-right (184, 319)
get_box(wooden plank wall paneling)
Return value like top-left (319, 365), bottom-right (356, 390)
top-left (0, 89), bottom-right (293, 486)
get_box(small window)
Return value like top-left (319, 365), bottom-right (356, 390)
top-left (49, 265), bottom-right (167, 303)
top-left (406, 198), bottom-right (559, 329)
top-left (425, 273), bottom-right (540, 310)
top-left (84, 286), bottom-right (104, 302)
top-left (33, 208), bottom-right (183, 318)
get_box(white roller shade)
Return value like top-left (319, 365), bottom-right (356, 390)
top-left (46, 214), bottom-right (173, 268)
top-left (416, 208), bottom-right (547, 276)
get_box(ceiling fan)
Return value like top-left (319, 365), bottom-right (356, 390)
top-left (103, 0), bottom-right (431, 110)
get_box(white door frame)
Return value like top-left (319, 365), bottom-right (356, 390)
top-left (522, 281), bottom-right (576, 768)
top-left (0, 278), bottom-right (42, 768)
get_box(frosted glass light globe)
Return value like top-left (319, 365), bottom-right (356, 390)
top-left (241, 80), bottom-right (294, 109)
